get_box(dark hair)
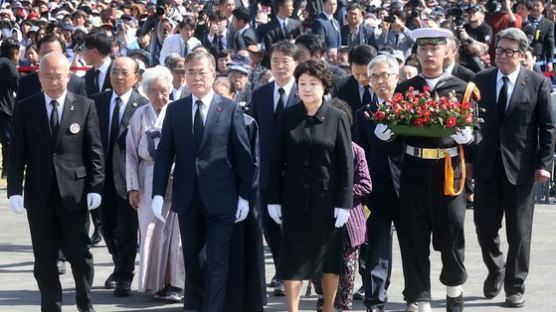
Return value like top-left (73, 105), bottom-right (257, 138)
top-left (329, 98), bottom-right (353, 127)
top-left (219, 0), bottom-right (233, 5)
top-left (295, 34), bottom-right (325, 56)
top-left (232, 7), bottom-right (251, 23)
top-left (294, 59), bottom-right (333, 93)
top-left (178, 15), bottom-right (196, 29)
top-left (209, 10), bottom-right (228, 22)
top-left (37, 33), bottom-right (66, 53)
top-left (217, 49), bottom-right (234, 60)
top-left (84, 32), bottom-right (112, 56)
top-left (270, 40), bottom-right (299, 59)
top-left (348, 44), bottom-right (377, 66)
top-left (516, 0), bottom-right (534, 10)
top-left (274, 0), bottom-right (292, 11)
top-left (0, 38), bottom-right (20, 59)
top-left (346, 3), bottom-right (363, 12)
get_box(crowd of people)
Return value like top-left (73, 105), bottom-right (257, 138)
top-left (2, 0), bottom-right (556, 312)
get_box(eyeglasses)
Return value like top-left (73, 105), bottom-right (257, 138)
top-left (369, 72), bottom-right (396, 81)
top-left (110, 70), bottom-right (134, 77)
top-left (42, 74), bottom-right (67, 82)
top-left (495, 47), bottom-right (521, 57)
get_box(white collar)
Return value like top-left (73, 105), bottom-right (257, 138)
top-left (98, 57), bottom-right (111, 73)
top-left (496, 64), bottom-right (520, 85)
top-left (444, 63), bottom-right (455, 75)
top-left (275, 78), bottom-right (295, 94)
top-left (323, 12), bottom-right (334, 20)
top-left (111, 88), bottom-right (133, 106)
top-left (192, 89), bottom-right (215, 107)
top-left (44, 90), bottom-right (68, 107)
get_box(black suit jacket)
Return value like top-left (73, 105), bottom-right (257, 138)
top-left (153, 94), bottom-right (254, 215)
top-left (249, 81), bottom-right (299, 192)
top-left (528, 17), bottom-right (554, 65)
top-left (261, 18), bottom-right (302, 52)
top-left (85, 61), bottom-right (113, 96)
top-left (231, 27), bottom-right (258, 52)
top-left (337, 75), bottom-right (366, 113)
top-left (0, 57), bottom-right (19, 116)
top-left (7, 92), bottom-right (105, 211)
top-left (203, 31), bottom-right (235, 57)
top-left (16, 72), bottom-right (86, 103)
top-left (474, 67), bottom-right (556, 185)
top-left (312, 12), bottom-right (341, 50)
top-left (340, 24), bottom-right (378, 50)
top-left (451, 64), bottom-right (476, 83)
top-left (91, 90), bottom-right (148, 199)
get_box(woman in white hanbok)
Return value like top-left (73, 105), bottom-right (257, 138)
top-left (126, 66), bottom-right (185, 302)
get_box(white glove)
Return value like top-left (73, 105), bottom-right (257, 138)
top-left (235, 196), bottom-right (249, 223)
top-left (151, 195), bottom-right (165, 223)
top-left (87, 193), bottom-right (102, 210)
top-left (8, 195), bottom-right (24, 214)
top-left (450, 126), bottom-right (474, 144)
top-left (374, 123), bottom-right (393, 141)
top-left (334, 208), bottom-right (350, 228)
top-left (267, 204), bottom-right (282, 225)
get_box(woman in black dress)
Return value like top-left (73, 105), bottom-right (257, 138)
top-left (267, 59), bottom-right (354, 312)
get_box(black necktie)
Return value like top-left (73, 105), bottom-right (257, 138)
top-left (275, 87), bottom-right (285, 122)
top-left (93, 69), bottom-right (100, 93)
top-left (183, 41), bottom-right (189, 57)
top-left (497, 76), bottom-right (509, 120)
top-left (194, 100), bottom-right (205, 148)
top-left (50, 100), bottom-right (60, 137)
top-left (217, 35), bottom-right (224, 52)
top-left (282, 22), bottom-right (289, 39)
top-left (110, 97), bottom-right (121, 149)
top-left (362, 85), bottom-right (371, 106)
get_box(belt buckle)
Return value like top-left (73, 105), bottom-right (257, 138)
top-left (421, 148), bottom-right (438, 159)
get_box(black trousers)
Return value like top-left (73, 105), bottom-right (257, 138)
top-left (260, 192), bottom-right (282, 279)
top-left (0, 112), bottom-right (11, 174)
top-left (474, 152), bottom-right (535, 295)
top-left (178, 188), bottom-right (235, 312)
top-left (100, 175), bottom-right (138, 283)
top-left (399, 155), bottom-right (467, 302)
top-left (27, 182), bottom-right (94, 312)
top-left (364, 175), bottom-right (400, 308)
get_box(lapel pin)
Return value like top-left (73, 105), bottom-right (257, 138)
top-left (521, 81), bottom-right (526, 86)
top-left (216, 106), bottom-right (222, 113)
top-left (70, 105), bottom-right (74, 111)
top-left (132, 102), bottom-right (138, 107)
top-left (69, 123), bottom-right (80, 134)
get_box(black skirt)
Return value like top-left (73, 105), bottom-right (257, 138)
top-left (278, 208), bottom-right (344, 280)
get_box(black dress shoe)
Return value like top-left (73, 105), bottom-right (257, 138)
top-left (89, 230), bottom-right (102, 246)
top-left (57, 260), bottom-right (66, 275)
top-left (505, 293), bottom-right (525, 307)
top-left (446, 294), bottom-right (464, 312)
top-left (273, 281), bottom-right (285, 297)
top-left (367, 306), bottom-right (384, 312)
top-left (114, 281), bottom-right (131, 297)
top-left (77, 305), bottom-right (96, 312)
top-left (104, 273), bottom-right (116, 289)
top-left (483, 271), bottom-right (505, 299)
top-left (353, 286), bottom-right (365, 300)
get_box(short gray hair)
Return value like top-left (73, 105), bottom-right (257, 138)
top-left (141, 65), bottom-right (173, 95)
top-left (495, 28), bottom-right (529, 52)
top-left (185, 49), bottom-right (216, 72)
top-left (368, 54), bottom-right (399, 74)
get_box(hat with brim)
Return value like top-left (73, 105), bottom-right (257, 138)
top-left (411, 27), bottom-right (454, 46)
top-left (228, 63), bottom-right (249, 75)
top-left (466, 4), bottom-right (483, 13)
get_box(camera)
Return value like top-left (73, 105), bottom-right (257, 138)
top-left (156, 5), bottom-right (166, 16)
top-left (384, 15), bottom-right (396, 23)
top-left (447, 6), bottom-right (464, 28)
top-left (485, 0), bottom-right (501, 13)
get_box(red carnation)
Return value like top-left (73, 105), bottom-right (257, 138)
top-left (465, 114), bottom-right (473, 123)
top-left (423, 85), bottom-right (430, 92)
top-left (462, 102), bottom-right (471, 110)
top-left (447, 116), bottom-right (457, 128)
top-left (374, 110), bottom-right (385, 122)
top-left (414, 118), bottom-right (424, 127)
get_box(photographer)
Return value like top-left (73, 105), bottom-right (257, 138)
top-left (458, 5), bottom-right (492, 72)
top-left (526, 0), bottom-right (554, 72)
top-left (485, 0), bottom-right (522, 63)
top-left (375, 11), bottom-right (415, 57)
top-left (137, 0), bottom-right (174, 66)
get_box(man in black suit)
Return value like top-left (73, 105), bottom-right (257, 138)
top-left (473, 28), bottom-right (555, 308)
top-left (82, 32), bottom-right (113, 96)
top-left (230, 7), bottom-right (258, 52)
top-left (249, 40), bottom-right (299, 297)
top-left (341, 3), bottom-right (378, 50)
top-left (167, 56), bottom-right (190, 100)
top-left (152, 50), bottom-right (254, 312)
top-left (260, 0), bottom-right (301, 52)
top-left (17, 34), bottom-right (87, 103)
top-left (91, 57), bottom-right (149, 297)
top-left (445, 38), bottom-right (476, 83)
top-left (203, 10), bottom-right (234, 58)
top-left (354, 54), bottom-right (404, 312)
top-left (312, 0), bottom-right (341, 50)
top-left (527, 0), bottom-right (554, 72)
top-left (7, 52), bottom-right (104, 312)
top-left (337, 44), bottom-right (377, 116)
top-left (0, 38), bottom-right (20, 179)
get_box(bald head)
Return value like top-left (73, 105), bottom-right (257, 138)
top-left (38, 52), bottom-right (71, 98)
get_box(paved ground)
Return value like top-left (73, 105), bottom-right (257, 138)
top-left (0, 188), bottom-right (555, 311)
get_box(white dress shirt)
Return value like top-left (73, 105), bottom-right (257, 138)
top-left (207, 29), bottom-right (229, 50)
top-left (192, 90), bottom-right (215, 126)
top-left (45, 91), bottom-right (68, 121)
top-left (97, 57), bottom-right (112, 93)
top-left (273, 79), bottom-right (295, 111)
top-left (108, 89), bottom-right (133, 138)
top-left (172, 85), bottom-right (186, 100)
top-left (496, 65), bottom-right (520, 111)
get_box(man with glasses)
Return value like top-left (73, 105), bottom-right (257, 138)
top-left (374, 28), bottom-right (477, 312)
top-left (473, 27), bottom-right (555, 308)
top-left (90, 57), bottom-right (149, 297)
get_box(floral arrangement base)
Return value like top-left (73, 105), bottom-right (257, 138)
top-left (390, 125), bottom-right (456, 137)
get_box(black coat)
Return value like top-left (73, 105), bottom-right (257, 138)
top-left (527, 17), bottom-right (554, 65)
top-left (202, 31), bottom-right (234, 57)
top-left (0, 57), bottom-right (19, 116)
top-left (7, 92), bottom-right (105, 211)
top-left (249, 81), bottom-right (299, 193)
top-left (268, 101), bottom-right (354, 212)
top-left (451, 64), bottom-right (476, 83)
top-left (16, 72), bottom-right (86, 103)
top-left (337, 75), bottom-right (366, 113)
top-left (91, 90), bottom-right (148, 199)
top-left (312, 12), bottom-right (341, 50)
top-left (473, 67), bottom-right (556, 185)
top-left (84, 61), bottom-right (113, 96)
top-left (231, 27), bottom-right (258, 52)
top-left (260, 18), bottom-right (302, 52)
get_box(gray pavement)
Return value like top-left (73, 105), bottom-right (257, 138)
top-left (0, 188), bottom-right (555, 311)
